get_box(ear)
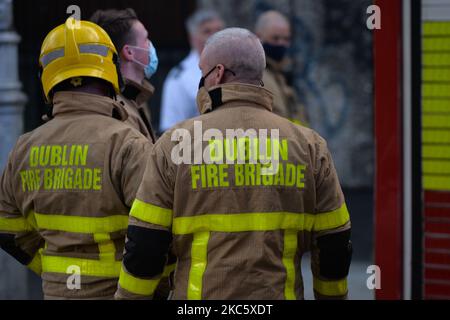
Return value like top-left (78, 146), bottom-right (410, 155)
top-left (213, 64), bottom-right (226, 85)
top-left (120, 45), bottom-right (134, 62)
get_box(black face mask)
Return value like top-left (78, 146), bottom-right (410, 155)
top-left (198, 66), bottom-right (236, 89)
top-left (198, 66), bottom-right (217, 89)
top-left (263, 43), bottom-right (288, 62)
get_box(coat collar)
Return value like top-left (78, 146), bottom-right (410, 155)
top-left (122, 79), bottom-right (154, 105)
top-left (52, 91), bottom-right (128, 121)
top-left (197, 83), bottom-right (274, 115)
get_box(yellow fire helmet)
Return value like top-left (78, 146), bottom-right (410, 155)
top-left (39, 18), bottom-right (121, 102)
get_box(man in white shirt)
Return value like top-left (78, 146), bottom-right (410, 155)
top-left (159, 9), bottom-right (224, 132)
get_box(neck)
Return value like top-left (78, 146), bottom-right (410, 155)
top-left (67, 83), bottom-right (111, 98)
top-left (121, 61), bottom-right (144, 85)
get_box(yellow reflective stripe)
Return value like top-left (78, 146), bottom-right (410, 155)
top-left (423, 130), bottom-right (450, 144)
top-left (163, 263), bottom-right (176, 278)
top-left (423, 38), bottom-right (450, 52)
top-left (423, 100), bottom-right (450, 113)
top-left (423, 145), bottom-right (450, 159)
top-left (282, 230), bottom-right (298, 300)
top-left (0, 216), bottom-right (32, 233)
top-left (314, 204), bottom-right (350, 232)
top-left (174, 213), bottom-right (314, 235)
top-left (313, 277), bottom-right (348, 296)
top-left (423, 53), bottom-right (450, 67)
top-left (41, 255), bottom-right (121, 278)
top-left (27, 252), bottom-right (42, 276)
top-left (187, 232), bottom-right (210, 300)
top-left (93, 233), bottom-right (116, 260)
top-left (423, 115), bottom-right (450, 129)
top-left (33, 212), bottom-right (128, 233)
top-left (118, 267), bottom-right (160, 296)
top-left (423, 160), bottom-right (450, 175)
top-left (423, 85), bottom-right (450, 98)
top-left (423, 22), bottom-right (450, 36)
top-left (424, 175), bottom-right (450, 191)
top-left (130, 199), bottom-right (173, 228)
top-left (173, 205), bottom-right (349, 235)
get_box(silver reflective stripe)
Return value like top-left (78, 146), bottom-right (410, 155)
top-left (79, 44), bottom-right (109, 57)
top-left (40, 49), bottom-right (65, 67)
top-left (40, 44), bottom-right (110, 67)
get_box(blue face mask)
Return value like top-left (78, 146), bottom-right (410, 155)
top-left (129, 42), bottom-right (159, 79)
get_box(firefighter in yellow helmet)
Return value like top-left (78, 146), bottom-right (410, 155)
top-left (0, 18), bottom-right (152, 299)
top-left (115, 28), bottom-right (351, 300)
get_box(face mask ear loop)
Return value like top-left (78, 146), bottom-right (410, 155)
top-left (127, 45), bottom-right (149, 68)
top-left (128, 44), bottom-right (158, 79)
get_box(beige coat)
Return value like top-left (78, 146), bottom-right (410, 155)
top-left (116, 83), bottom-right (350, 300)
top-left (0, 91), bottom-right (152, 299)
top-left (118, 79), bottom-right (156, 143)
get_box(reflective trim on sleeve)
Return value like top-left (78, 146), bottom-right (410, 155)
top-left (42, 255), bottom-right (121, 278)
top-left (187, 231), bottom-right (210, 300)
top-left (130, 199), bottom-right (173, 228)
top-left (313, 204), bottom-right (350, 232)
top-left (0, 216), bottom-right (32, 233)
top-left (118, 267), bottom-right (160, 296)
top-left (27, 251), bottom-right (42, 276)
top-left (33, 212), bottom-right (128, 234)
top-left (313, 277), bottom-right (348, 297)
top-left (163, 263), bottom-right (176, 278)
top-left (282, 230), bottom-right (298, 300)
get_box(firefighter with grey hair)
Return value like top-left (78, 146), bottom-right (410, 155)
top-left (159, 9), bottom-right (224, 132)
top-left (116, 27), bottom-right (352, 300)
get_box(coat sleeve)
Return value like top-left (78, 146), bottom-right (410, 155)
top-left (309, 134), bottom-right (352, 300)
top-left (115, 140), bottom-right (175, 300)
top-left (0, 147), bottom-right (44, 276)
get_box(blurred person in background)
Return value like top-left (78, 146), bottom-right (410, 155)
top-left (91, 8), bottom-right (158, 142)
top-left (159, 9), bottom-right (224, 133)
top-left (255, 10), bottom-right (308, 126)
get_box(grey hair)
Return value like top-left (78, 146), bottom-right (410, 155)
top-left (185, 9), bottom-right (223, 35)
top-left (202, 28), bottom-right (266, 84)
